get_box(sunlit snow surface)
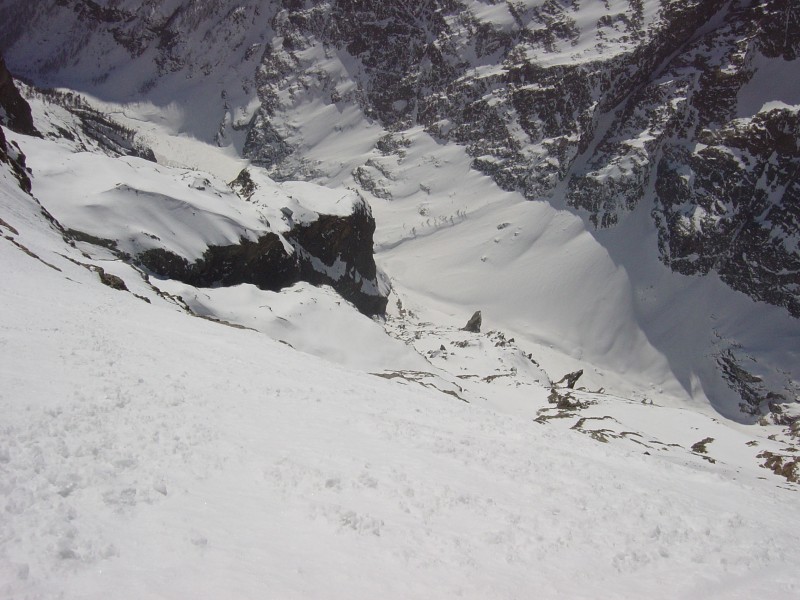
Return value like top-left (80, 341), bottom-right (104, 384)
top-left (1, 0), bottom-right (800, 593)
top-left (2, 125), bottom-right (800, 599)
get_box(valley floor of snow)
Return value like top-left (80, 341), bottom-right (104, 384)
top-left (2, 103), bottom-right (800, 597)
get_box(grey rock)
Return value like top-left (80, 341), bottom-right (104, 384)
top-left (556, 370), bottom-right (584, 389)
top-left (0, 53), bottom-right (35, 135)
top-left (135, 191), bottom-right (387, 316)
top-left (462, 310), bottom-right (482, 333)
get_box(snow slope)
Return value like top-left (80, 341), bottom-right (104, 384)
top-left (1, 1), bottom-right (799, 593)
top-left (3, 0), bottom-right (798, 418)
top-left (2, 139), bottom-right (800, 599)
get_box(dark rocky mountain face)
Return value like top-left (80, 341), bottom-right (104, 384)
top-left (0, 53), bottom-right (33, 192)
top-left (0, 53), bottom-right (35, 136)
top-left (568, 0), bottom-right (800, 318)
top-left (250, 0), bottom-right (799, 319)
top-left (138, 180), bottom-right (387, 316)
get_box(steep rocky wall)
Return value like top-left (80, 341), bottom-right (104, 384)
top-left (0, 124), bottom-right (9, 171)
top-left (569, 0), bottom-right (800, 317)
top-left (0, 53), bottom-right (35, 135)
top-left (0, 54), bottom-right (33, 192)
top-left (253, 0), bottom-right (728, 199)
top-left (655, 108), bottom-right (800, 317)
top-left (137, 194), bottom-right (387, 316)
top-left (288, 198), bottom-right (387, 315)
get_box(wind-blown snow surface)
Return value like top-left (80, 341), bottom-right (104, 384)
top-left (2, 139), bottom-right (800, 598)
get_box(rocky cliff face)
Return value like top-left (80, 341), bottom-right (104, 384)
top-left (569, 0), bottom-right (800, 318)
top-left (0, 53), bottom-right (35, 136)
top-left (139, 178), bottom-right (387, 316)
top-left (0, 54), bottom-right (33, 192)
top-left (288, 198), bottom-right (387, 315)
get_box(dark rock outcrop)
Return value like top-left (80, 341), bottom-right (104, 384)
top-left (462, 310), bottom-right (482, 333)
top-left (715, 348), bottom-right (791, 417)
top-left (287, 199), bottom-right (387, 315)
top-left (0, 53), bottom-right (35, 135)
top-left (95, 266), bottom-right (128, 291)
top-left (0, 53), bottom-right (33, 191)
top-left (136, 197), bottom-right (387, 316)
top-left (1, 124), bottom-right (8, 162)
top-left (556, 370), bottom-right (584, 390)
top-left (138, 232), bottom-right (299, 293)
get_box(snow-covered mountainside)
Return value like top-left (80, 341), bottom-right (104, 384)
top-left (1, 1), bottom-right (800, 596)
top-left (3, 73), bottom-right (800, 599)
top-left (4, 1), bottom-right (796, 314)
top-left (2, 0), bottom-right (797, 420)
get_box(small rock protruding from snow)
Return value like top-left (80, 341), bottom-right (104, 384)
top-left (462, 310), bottom-right (482, 333)
top-left (556, 369), bottom-right (584, 389)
